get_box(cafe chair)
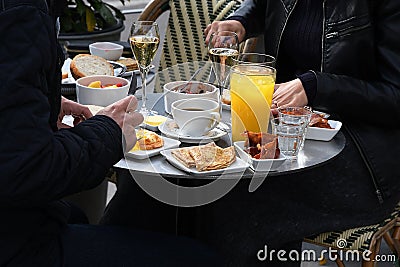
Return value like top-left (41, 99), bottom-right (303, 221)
top-left (138, 0), bottom-right (260, 92)
top-left (304, 203), bottom-right (400, 267)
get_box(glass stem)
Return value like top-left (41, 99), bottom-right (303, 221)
top-left (140, 66), bottom-right (149, 112)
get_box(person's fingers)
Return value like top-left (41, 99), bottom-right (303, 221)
top-left (204, 23), bottom-right (211, 35)
top-left (80, 106), bottom-right (93, 119)
top-left (125, 111), bottom-right (144, 128)
top-left (205, 21), bottom-right (222, 44)
top-left (121, 112), bottom-right (143, 151)
top-left (125, 96), bottom-right (139, 113)
top-left (57, 122), bottom-right (72, 129)
top-left (109, 95), bottom-right (137, 113)
top-left (205, 27), bottom-right (213, 45)
top-left (270, 108), bottom-right (279, 117)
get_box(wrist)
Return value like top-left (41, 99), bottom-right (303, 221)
top-left (297, 71), bottom-right (317, 106)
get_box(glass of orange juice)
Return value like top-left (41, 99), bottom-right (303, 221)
top-left (230, 64), bottom-right (276, 142)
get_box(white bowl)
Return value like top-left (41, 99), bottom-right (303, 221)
top-left (76, 75), bottom-right (129, 106)
top-left (163, 81), bottom-right (219, 113)
top-left (234, 141), bottom-right (286, 172)
top-left (305, 120), bottom-right (342, 141)
top-left (89, 42), bottom-right (123, 61)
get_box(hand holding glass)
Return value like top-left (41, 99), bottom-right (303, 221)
top-left (208, 31), bottom-right (239, 92)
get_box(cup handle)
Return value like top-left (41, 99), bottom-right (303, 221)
top-left (179, 112), bottom-right (221, 136)
top-left (204, 112), bottom-right (221, 132)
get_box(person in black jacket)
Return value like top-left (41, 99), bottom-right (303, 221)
top-left (0, 1), bottom-right (221, 266)
top-left (205, 0), bottom-right (400, 266)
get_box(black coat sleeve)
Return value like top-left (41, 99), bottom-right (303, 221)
top-left (229, 0), bottom-right (267, 39)
top-left (0, 4), bottom-right (123, 206)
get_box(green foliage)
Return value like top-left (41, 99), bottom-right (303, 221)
top-left (60, 0), bottom-right (129, 33)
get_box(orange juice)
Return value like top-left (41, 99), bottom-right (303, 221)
top-left (230, 65), bottom-right (276, 142)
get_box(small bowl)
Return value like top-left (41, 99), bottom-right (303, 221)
top-left (163, 81), bottom-right (219, 113)
top-left (76, 75), bottom-right (129, 106)
top-left (306, 120), bottom-right (342, 141)
top-left (234, 141), bottom-right (286, 172)
top-left (89, 42), bottom-right (123, 61)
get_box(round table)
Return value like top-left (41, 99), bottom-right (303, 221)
top-left (115, 93), bottom-right (345, 179)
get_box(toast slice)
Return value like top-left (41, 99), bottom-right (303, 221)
top-left (70, 54), bottom-right (114, 80)
top-left (116, 58), bottom-right (138, 72)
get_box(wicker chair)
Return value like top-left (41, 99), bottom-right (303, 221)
top-left (138, 0), bottom-right (259, 92)
top-left (304, 204), bottom-right (400, 267)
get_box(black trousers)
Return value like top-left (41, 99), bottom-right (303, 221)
top-left (60, 224), bottom-right (221, 267)
top-left (101, 131), bottom-right (399, 266)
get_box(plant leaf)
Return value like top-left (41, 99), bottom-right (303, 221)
top-left (87, 0), bottom-right (101, 10)
top-left (75, 0), bottom-right (86, 16)
top-left (86, 7), bottom-right (96, 32)
top-left (105, 3), bottom-right (126, 21)
top-left (98, 3), bottom-right (117, 26)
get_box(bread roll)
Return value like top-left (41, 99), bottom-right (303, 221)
top-left (70, 54), bottom-right (114, 80)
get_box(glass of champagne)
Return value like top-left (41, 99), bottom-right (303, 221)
top-left (130, 21), bottom-right (160, 116)
top-left (208, 31), bottom-right (240, 94)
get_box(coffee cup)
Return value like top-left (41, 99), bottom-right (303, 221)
top-left (171, 98), bottom-right (221, 136)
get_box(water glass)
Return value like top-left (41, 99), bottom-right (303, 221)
top-left (270, 117), bottom-right (307, 160)
top-left (278, 107), bottom-right (312, 149)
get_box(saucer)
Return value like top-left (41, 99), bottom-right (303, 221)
top-left (158, 118), bottom-right (228, 143)
top-left (222, 103), bottom-right (231, 110)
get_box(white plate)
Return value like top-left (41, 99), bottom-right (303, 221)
top-left (234, 141), bottom-right (286, 172)
top-left (160, 148), bottom-right (249, 176)
top-left (121, 64), bottom-right (155, 77)
top-left (306, 120), bottom-right (342, 141)
top-left (125, 136), bottom-right (181, 160)
top-left (222, 103), bottom-right (231, 110)
top-left (61, 58), bottom-right (127, 85)
top-left (158, 118), bottom-right (228, 143)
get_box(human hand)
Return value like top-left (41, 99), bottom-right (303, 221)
top-left (58, 97), bottom-right (93, 129)
top-left (204, 20), bottom-right (246, 45)
top-left (272, 79), bottom-right (308, 110)
top-left (97, 96), bottom-right (144, 151)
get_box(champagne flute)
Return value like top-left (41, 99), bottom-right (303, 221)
top-left (130, 21), bottom-right (160, 116)
top-left (208, 31), bottom-right (239, 94)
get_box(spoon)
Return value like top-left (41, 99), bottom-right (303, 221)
top-left (172, 67), bottom-right (203, 93)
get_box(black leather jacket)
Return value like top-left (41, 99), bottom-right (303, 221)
top-left (234, 0), bottom-right (400, 203)
top-left (0, 0), bottom-right (123, 265)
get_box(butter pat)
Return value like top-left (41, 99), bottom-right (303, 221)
top-left (144, 115), bottom-right (168, 126)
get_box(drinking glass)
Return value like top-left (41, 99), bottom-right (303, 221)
top-left (236, 53), bottom-right (276, 67)
top-left (130, 21), bottom-right (160, 116)
top-left (270, 116), bottom-right (306, 160)
top-left (208, 31), bottom-right (239, 93)
top-left (277, 107), bottom-right (312, 150)
top-left (230, 64), bottom-right (276, 142)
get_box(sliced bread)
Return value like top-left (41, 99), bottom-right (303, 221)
top-left (70, 54), bottom-right (114, 79)
top-left (116, 58), bottom-right (138, 72)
